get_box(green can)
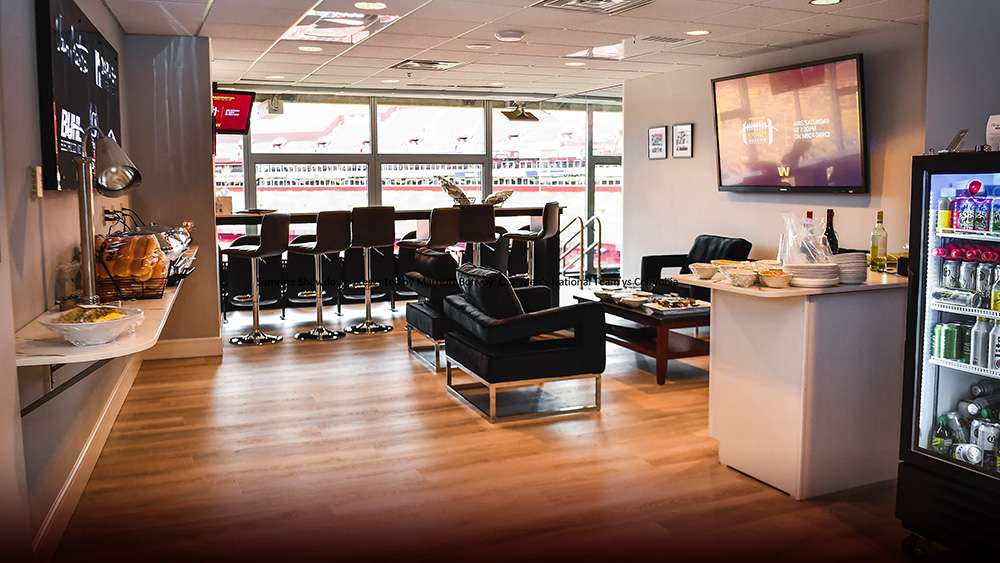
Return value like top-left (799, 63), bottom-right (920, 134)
top-left (957, 323), bottom-right (973, 363)
top-left (933, 323), bottom-right (944, 358)
top-left (940, 323), bottom-right (961, 360)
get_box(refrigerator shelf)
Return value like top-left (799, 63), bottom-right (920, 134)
top-left (930, 300), bottom-right (1000, 320)
top-left (928, 357), bottom-right (1000, 380)
top-left (936, 229), bottom-right (1000, 243)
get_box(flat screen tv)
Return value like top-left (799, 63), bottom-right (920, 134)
top-left (212, 90), bottom-right (255, 135)
top-left (712, 54), bottom-right (868, 194)
top-left (36, 0), bottom-right (122, 191)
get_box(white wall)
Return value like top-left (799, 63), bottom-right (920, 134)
top-left (925, 0), bottom-right (1000, 150)
top-left (622, 25), bottom-right (927, 278)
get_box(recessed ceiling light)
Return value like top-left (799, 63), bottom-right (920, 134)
top-left (490, 82), bottom-right (504, 86)
top-left (381, 79), bottom-right (400, 83)
top-left (565, 61), bottom-right (586, 67)
top-left (809, 0), bottom-right (842, 5)
top-left (354, 2), bottom-right (387, 10)
top-left (298, 45), bottom-right (323, 52)
top-left (495, 30), bottom-right (525, 43)
top-left (265, 75), bottom-right (286, 80)
top-left (685, 30), bottom-right (711, 36)
top-left (465, 43), bottom-right (492, 50)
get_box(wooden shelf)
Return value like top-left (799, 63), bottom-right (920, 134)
top-left (15, 247), bottom-right (196, 367)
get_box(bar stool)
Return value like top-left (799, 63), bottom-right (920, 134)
top-left (288, 211), bottom-right (351, 341)
top-left (501, 201), bottom-right (559, 283)
top-left (458, 204), bottom-right (496, 266)
top-left (347, 206), bottom-right (396, 334)
top-left (398, 207), bottom-right (461, 252)
top-left (222, 213), bottom-right (290, 345)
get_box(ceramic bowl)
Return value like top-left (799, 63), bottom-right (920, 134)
top-left (724, 269), bottom-right (758, 288)
top-left (619, 296), bottom-right (648, 308)
top-left (689, 262), bottom-right (718, 280)
top-left (759, 272), bottom-right (793, 288)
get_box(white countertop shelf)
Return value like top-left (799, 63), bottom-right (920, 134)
top-left (14, 247), bottom-right (196, 367)
top-left (936, 229), bottom-right (1000, 243)
top-left (930, 300), bottom-right (1000, 320)
top-left (674, 271), bottom-right (908, 298)
top-left (928, 357), bottom-right (1000, 380)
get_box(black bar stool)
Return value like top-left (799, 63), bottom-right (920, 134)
top-left (458, 204), bottom-right (496, 266)
top-left (222, 213), bottom-right (290, 345)
top-left (501, 202), bottom-right (559, 283)
top-left (347, 206), bottom-right (396, 334)
top-left (288, 211), bottom-right (351, 341)
top-left (398, 207), bottom-right (461, 252)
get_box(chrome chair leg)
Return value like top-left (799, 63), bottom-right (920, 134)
top-left (230, 257), bottom-right (283, 345)
top-left (406, 324), bottom-right (445, 371)
top-left (295, 254), bottom-right (344, 341)
top-left (346, 246), bottom-right (393, 334)
top-left (526, 240), bottom-right (535, 284)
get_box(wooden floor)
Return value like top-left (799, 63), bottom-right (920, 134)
top-left (55, 303), bottom-right (952, 563)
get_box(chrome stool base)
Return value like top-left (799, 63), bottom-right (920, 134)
top-left (346, 320), bottom-right (393, 335)
top-left (294, 326), bottom-right (345, 341)
top-left (229, 329), bottom-right (283, 346)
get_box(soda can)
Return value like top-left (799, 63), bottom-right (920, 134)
top-left (954, 197), bottom-right (975, 230)
top-left (942, 260), bottom-right (961, 288)
top-left (952, 443), bottom-right (984, 465)
top-left (976, 263), bottom-right (995, 298)
top-left (991, 198), bottom-right (1000, 232)
top-left (973, 198), bottom-right (991, 231)
top-left (945, 412), bottom-right (970, 443)
top-left (972, 421), bottom-right (1000, 453)
top-left (960, 261), bottom-right (978, 290)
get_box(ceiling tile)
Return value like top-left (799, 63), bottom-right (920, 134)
top-left (669, 40), bottom-right (759, 56)
top-left (410, 0), bottom-right (524, 23)
top-left (360, 32), bottom-right (447, 49)
top-left (250, 60), bottom-right (321, 73)
top-left (199, 22), bottom-right (287, 39)
top-left (383, 17), bottom-right (483, 38)
top-left (569, 15), bottom-right (694, 37)
top-left (309, 65), bottom-right (379, 77)
top-left (770, 13), bottom-right (904, 35)
top-left (756, 0), bottom-right (883, 12)
top-left (695, 5), bottom-right (816, 28)
top-left (833, 0), bottom-right (928, 22)
top-left (722, 27), bottom-right (834, 47)
top-left (347, 45), bottom-right (425, 60)
top-left (314, 0), bottom-right (432, 14)
top-left (493, 7), bottom-right (607, 30)
top-left (619, 0), bottom-right (748, 21)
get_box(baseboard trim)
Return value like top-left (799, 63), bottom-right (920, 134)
top-left (31, 354), bottom-right (144, 561)
top-left (143, 336), bottom-right (223, 360)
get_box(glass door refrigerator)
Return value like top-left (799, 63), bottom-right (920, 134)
top-left (898, 152), bottom-right (1000, 557)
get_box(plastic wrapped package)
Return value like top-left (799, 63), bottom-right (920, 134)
top-left (778, 212), bottom-right (835, 266)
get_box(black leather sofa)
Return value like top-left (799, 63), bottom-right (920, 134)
top-left (641, 234), bottom-right (752, 300)
top-left (443, 264), bottom-right (606, 422)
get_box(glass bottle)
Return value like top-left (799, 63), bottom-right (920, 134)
top-left (824, 209), bottom-right (839, 254)
top-left (870, 209), bottom-right (887, 272)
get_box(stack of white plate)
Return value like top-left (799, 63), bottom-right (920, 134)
top-left (831, 253), bottom-right (869, 284)
top-left (785, 263), bottom-right (840, 288)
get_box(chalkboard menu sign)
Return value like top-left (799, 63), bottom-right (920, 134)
top-left (35, 0), bottom-right (121, 191)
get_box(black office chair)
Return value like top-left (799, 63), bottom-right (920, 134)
top-left (347, 206), bottom-right (396, 334)
top-left (288, 211), bottom-right (351, 341)
top-left (221, 213), bottom-right (290, 345)
top-left (501, 202), bottom-right (560, 284)
top-left (443, 264), bottom-right (605, 422)
top-left (458, 204), bottom-right (497, 266)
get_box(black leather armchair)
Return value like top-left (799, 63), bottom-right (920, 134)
top-left (641, 234), bottom-right (752, 300)
top-left (443, 264), bottom-right (605, 422)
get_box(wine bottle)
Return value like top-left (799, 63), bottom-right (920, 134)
top-left (870, 209), bottom-right (887, 272)
top-left (824, 209), bottom-right (839, 254)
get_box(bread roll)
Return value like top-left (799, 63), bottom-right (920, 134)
top-left (112, 237), bottom-right (137, 278)
top-left (150, 256), bottom-right (167, 280)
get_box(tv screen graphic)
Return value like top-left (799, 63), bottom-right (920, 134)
top-left (212, 90), bottom-right (255, 135)
top-left (712, 55), bottom-right (868, 193)
top-left (36, 0), bottom-right (122, 191)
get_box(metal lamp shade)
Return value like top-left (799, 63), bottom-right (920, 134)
top-left (94, 136), bottom-right (141, 197)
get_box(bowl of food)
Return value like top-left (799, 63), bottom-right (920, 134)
top-left (711, 259), bottom-right (750, 267)
top-left (759, 270), bottom-right (793, 288)
top-left (723, 268), bottom-right (758, 288)
top-left (39, 306), bottom-right (144, 346)
top-left (619, 296), bottom-right (648, 308)
top-left (752, 259), bottom-right (781, 272)
top-left (688, 262), bottom-right (718, 280)
top-left (593, 290), bottom-right (615, 302)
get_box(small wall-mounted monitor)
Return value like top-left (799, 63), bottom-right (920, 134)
top-left (36, 0), bottom-right (122, 191)
top-left (212, 90), bottom-right (255, 135)
top-left (712, 54), bottom-right (869, 194)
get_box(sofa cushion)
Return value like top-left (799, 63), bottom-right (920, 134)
top-left (455, 264), bottom-right (524, 319)
top-left (414, 248), bottom-right (459, 282)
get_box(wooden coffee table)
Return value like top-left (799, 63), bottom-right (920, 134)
top-left (574, 292), bottom-right (710, 385)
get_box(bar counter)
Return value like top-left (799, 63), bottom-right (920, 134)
top-left (675, 271), bottom-right (908, 500)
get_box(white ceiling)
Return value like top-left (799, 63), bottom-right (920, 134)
top-left (103, 0), bottom-right (927, 98)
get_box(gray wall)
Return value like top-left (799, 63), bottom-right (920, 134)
top-left (1, 0), bottom-right (128, 330)
top-left (622, 25), bottom-right (927, 278)
top-left (124, 35), bottom-right (221, 341)
top-left (925, 0), bottom-right (1000, 150)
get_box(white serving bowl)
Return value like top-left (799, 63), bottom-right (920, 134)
top-left (689, 262), bottom-right (718, 280)
top-left (39, 307), bottom-right (144, 347)
top-left (759, 272), bottom-right (793, 288)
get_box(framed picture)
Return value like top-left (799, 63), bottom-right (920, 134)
top-left (648, 126), bottom-right (668, 160)
top-left (672, 123), bottom-right (693, 158)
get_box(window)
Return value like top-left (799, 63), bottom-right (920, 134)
top-left (214, 134), bottom-right (245, 246)
top-left (381, 163), bottom-right (482, 238)
top-left (593, 109), bottom-right (623, 157)
top-left (255, 163), bottom-right (369, 237)
top-left (594, 164), bottom-right (623, 268)
top-left (492, 105), bottom-right (587, 232)
top-left (250, 98), bottom-right (371, 154)
top-left (377, 99), bottom-right (484, 154)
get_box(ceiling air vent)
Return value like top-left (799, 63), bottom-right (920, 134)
top-left (640, 35), bottom-right (687, 44)
top-left (534, 0), bottom-right (653, 16)
top-left (391, 59), bottom-right (463, 71)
